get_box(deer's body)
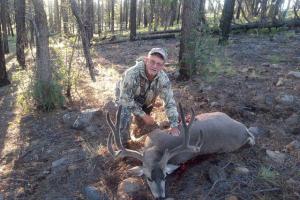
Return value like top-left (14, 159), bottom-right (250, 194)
top-left (144, 112), bottom-right (254, 168)
top-left (107, 106), bottom-right (255, 199)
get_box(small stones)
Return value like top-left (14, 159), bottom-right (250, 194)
top-left (84, 186), bottom-right (109, 200)
top-left (276, 77), bottom-right (284, 86)
top-left (51, 157), bottom-right (67, 168)
top-left (234, 166), bottom-right (250, 175)
top-left (117, 177), bottom-right (146, 200)
top-left (266, 150), bottom-right (286, 164)
top-left (287, 71), bottom-right (300, 79)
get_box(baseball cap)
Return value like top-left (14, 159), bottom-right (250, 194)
top-left (148, 48), bottom-right (168, 62)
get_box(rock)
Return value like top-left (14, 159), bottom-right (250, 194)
top-left (210, 101), bottom-right (220, 107)
top-left (226, 195), bottom-right (239, 200)
top-left (84, 186), bottom-right (108, 200)
top-left (276, 77), bottom-right (284, 86)
top-left (208, 165), bottom-right (227, 183)
top-left (285, 140), bottom-right (300, 152)
top-left (264, 95), bottom-right (275, 106)
top-left (117, 177), bottom-right (146, 200)
top-left (276, 94), bottom-right (295, 105)
top-left (266, 150), bottom-right (286, 164)
top-left (287, 71), bottom-right (300, 79)
top-left (72, 108), bottom-right (101, 130)
top-left (262, 62), bottom-right (270, 67)
top-left (52, 157), bottom-right (67, 168)
top-left (235, 166), bottom-right (250, 175)
top-left (248, 126), bottom-right (269, 137)
top-left (271, 64), bottom-right (281, 69)
top-left (285, 114), bottom-right (300, 135)
top-left (286, 178), bottom-right (300, 187)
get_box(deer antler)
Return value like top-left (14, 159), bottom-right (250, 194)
top-left (159, 103), bottom-right (204, 167)
top-left (106, 105), bottom-right (143, 161)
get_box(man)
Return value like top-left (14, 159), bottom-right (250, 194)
top-left (116, 48), bottom-right (180, 144)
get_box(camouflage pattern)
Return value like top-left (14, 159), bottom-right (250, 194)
top-left (116, 60), bottom-right (178, 128)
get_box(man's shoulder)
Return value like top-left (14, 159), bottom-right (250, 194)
top-left (124, 61), bottom-right (144, 77)
top-left (157, 70), bottom-right (170, 84)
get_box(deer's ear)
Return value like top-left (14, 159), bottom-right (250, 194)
top-left (128, 166), bottom-right (144, 176)
top-left (165, 164), bottom-right (179, 174)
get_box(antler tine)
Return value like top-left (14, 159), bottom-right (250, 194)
top-left (159, 104), bottom-right (201, 167)
top-left (106, 106), bottom-right (144, 162)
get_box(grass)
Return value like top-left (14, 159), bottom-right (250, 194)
top-left (258, 166), bottom-right (279, 182)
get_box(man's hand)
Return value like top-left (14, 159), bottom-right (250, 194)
top-left (141, 114), bottom-right (155, 125)
top-left (169, 127), bottom-right (180, 136)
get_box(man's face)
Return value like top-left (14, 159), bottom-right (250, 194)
top-left (145, 54), bottom-right (165, 77)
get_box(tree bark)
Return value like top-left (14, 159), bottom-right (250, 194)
top-left (32, 0), bottom-right (53, 109)
top-left (70, 0), bottom-right (95, 81)
top-left (14, 0), bottom-right (26, 68)
top-left (85, 0), bottom-right (94, 43)
top-left (178, 0), bottom-right (203, 80)
top-left (219, 0), bottom-right (236, 44)
top-left (143, 0), bottom-right (148, 27)
top-left (54, 0), bottom-right (61, 33)
top-left (111, 0), bottom-right (115, 33)
top-left (0, 23), bottom-right (10, 87)
top-left (48, 0), bottom-right (54, 32)
top-left (130, 0), bottom-right (137, 40)
top-left (61, 0), bottom-right (70, 36)
top-left (1, 0), bottom-right (9, 54)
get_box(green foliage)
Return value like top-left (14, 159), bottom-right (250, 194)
top-left (193, 27), bottom-right (234, 82)
top-left (258, 166), bottom-right (279, 182)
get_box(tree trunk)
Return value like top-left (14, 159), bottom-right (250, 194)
top-left (85, 0), bottom-right (94, 43)
top-left (178, 0), bottom-right (203, 80)
top-left (130, 0), bottom-right (137, 40)
top-left (32, 0), bottom-right (54, 109)
top-left (236, 0), bottom-right (241, 19)
top-left (219, 0), bottom-right (235, 44)
top-left (70, 0), bottom-right (95, 81)
top-left (120, 0), bottom-right (123, 31)
top-left (261, 0), bottom-right (268, 21)
top-left (125, 0), bottom-right (129, 29)
top-left (111, 0), bottom-right (115, 33)
top-left (28, 1), bottom-right (35, 46)
top-left (7, 13), bottom-right (14, 37)
top-left (48, 0), bottom-right (54, 32)
top-left (143, 0), bottom-right (148, 27)
top-left (0, 22), bottom-right (10, 87)
top-left (148, 0), bottom-right (154, 31)
top-left (176, 0), bottom-right (182, 24)
top-left (1, 0), bottom-right (9, 54)
top-left (137, 0), bottom-right (142, 28)
top-left (61, 0), bottom-right (70, 36)
top-left (98, 0), bottom-right (102, 35)
top-left (14, 0), bottom-right (26, 68)
top-left (54, 0), bottom-right (61, 33)
top-left (169, 0), bottom-right (177, 26)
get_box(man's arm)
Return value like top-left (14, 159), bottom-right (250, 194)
top-left (159, 76), bottom-right (179, 128)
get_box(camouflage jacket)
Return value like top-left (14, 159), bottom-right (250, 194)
top-left (116, 60), bottom-right (178, 128)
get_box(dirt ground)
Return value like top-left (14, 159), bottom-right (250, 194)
top-left (0, 30), bottom-right (300, 200)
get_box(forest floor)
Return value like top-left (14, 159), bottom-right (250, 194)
top-left (0, 30), bottom-right (300, 200)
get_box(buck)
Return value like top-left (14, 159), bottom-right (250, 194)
top-left (106, 103), bottom-right (255, 199)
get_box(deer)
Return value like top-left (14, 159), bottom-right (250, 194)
top-left (106, 103), bottom-right (255, 200)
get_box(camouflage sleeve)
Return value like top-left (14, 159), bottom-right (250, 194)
top-left (119, 72), bottom-right (146, 117)
top-left (159, 75), bottom-right (178, 128)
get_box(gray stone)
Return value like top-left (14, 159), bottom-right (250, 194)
top-left (210, 101), bottom-right (220, 107)
top-left (277, 94), bottom-right (295, 105)
top-left (234, 166), bottom-right (250, 175)
top-left (285, 114), bottom-right (300, 126)
top-left (72, 108), bottom-right (100, 130)
top-left (271, 64), bottom-right (281, 69)
top-left (266, 150), bottom-right (286, 164)
top-left (84, 186), bottom-right (109, 200)
top-left (287, 71), bottom-right (300, 79)
top-left (264, 95), bottom-right (275, 106)
top-left (276, 77), bottom-right (284, 86)
top-left (52, 157), bottom-right (67, 168)
top-left (117, 177), bottom-right (145, 199)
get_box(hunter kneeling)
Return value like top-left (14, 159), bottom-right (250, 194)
top-left (115, 48), bottom-right (180, 145)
